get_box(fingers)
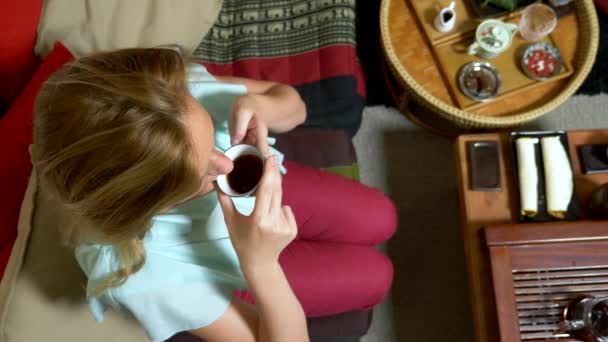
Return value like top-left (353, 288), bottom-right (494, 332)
top-left (282, 205), bottom-right (298, 239)
top-left (255, 121), bottom-right (270, 157)
top-left (242, 121), bottom-right (270, 157)
top-left (269, 164), bottom-right (283, 217)
top-left (230, 107), bottom-right (253, 146)
top-left (217, 189), bottom-right (239, 223)
top-left (230, 96), bottom-right (270, 152)
top-left (282, 205), bottom-right (296, 229)
top-left (252, 155), bottom-right (279, 216)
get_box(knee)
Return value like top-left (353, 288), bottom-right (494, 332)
top-left (371, 193), bottom-right (398, 244)
top-left (362, 252), bottom-right (394, 309)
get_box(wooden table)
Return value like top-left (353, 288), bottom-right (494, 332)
top-left (455, 130), bottom-right (608, 342)
top-left (380, 0), bottom-right (598, 132)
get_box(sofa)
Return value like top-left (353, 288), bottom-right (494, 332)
top-left (0, 1), bottom-right (373, 342)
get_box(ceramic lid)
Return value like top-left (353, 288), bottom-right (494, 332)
top-left (476, 20), bottom-right (513, 53)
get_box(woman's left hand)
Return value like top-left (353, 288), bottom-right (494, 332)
top-left (229, 94), bottom-right (271, 156)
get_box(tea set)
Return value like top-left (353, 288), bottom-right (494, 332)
top-left (431, 1), bottom-right (564, 102)
top-left (467, 19), bottom-right (519, 59)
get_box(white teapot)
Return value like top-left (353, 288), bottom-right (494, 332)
top-left (467, 19), bottom-right (519, 59)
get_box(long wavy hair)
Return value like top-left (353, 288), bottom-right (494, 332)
top-left (32, 47), bottom-right (202, 295)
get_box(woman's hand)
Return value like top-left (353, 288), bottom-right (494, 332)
top-left (229, 94), bottom-right (271, 156)
top-left (217, 76), bottom-right (306, 137)
top-left (217, 155), bottom-right (297, 274)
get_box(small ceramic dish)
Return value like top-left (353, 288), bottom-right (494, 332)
top-left (458, 61), bottom-right (502, 102)
top-left (521, 42), bottom-right (564, 81)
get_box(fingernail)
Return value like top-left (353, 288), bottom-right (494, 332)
top-left (269, 155), bottom-right (277, 167)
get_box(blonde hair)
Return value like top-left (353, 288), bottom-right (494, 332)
top-left (32, 48), bottom-right (202, 295)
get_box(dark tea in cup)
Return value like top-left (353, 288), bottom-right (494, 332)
top-left (216, 144), bottom-right (265, 197)
top-left (227, 154), bottom-right (264, 194)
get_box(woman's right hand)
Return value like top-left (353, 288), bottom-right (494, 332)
top-left (217, 155), bottom-right (297, 275)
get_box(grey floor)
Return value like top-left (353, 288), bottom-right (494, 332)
top-left (352, 94), bottom-right (608, 342)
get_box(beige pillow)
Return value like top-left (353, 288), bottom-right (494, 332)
top-left (0, 170), bottom-right (148, 342)
top-left (35, 0), bottom-right (224, 58)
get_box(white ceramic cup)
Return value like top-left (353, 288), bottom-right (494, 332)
top-left (216, 144), bottom-right (265, 197)
top-left (467, 19), bottom-right (519, 59)
top-left (434, 1), bottom-right (456, 33)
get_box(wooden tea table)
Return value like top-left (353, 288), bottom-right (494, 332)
top-left (380, 0), bottom-right (598, 133)
top-left (455, 129), bottom-right (608, 342)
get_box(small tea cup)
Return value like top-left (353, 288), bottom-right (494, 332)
top-left (216, 144), bottom-right (265, 197)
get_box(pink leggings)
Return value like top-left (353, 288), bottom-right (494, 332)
top-left (234, 161), bottom-right (397, 317)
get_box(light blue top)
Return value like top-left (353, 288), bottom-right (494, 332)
top-left (75, 64), bottom-right (285, 342)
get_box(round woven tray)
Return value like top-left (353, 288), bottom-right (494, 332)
top-left (380, 0), bottom-right (599, 129)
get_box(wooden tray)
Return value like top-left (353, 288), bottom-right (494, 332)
top-left (409, 0), bottom-right (526, 46)
top-left (434, 30), bottom-right (573, 110)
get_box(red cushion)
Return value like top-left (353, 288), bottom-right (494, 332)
top-left (0, 42), bottom-right (73, 279)
top-left (0, 0), bottom-right (45, 108)
top-left (598, 0), bottom-right (608, 14)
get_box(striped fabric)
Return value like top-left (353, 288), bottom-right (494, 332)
top-left (192, 0), bottom-right (366, 136)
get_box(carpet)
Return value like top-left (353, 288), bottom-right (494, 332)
top-left (353, 93), bottom-right (608, 342)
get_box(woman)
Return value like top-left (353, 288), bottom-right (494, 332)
top-left (32, 47), bottom-right (396, 342)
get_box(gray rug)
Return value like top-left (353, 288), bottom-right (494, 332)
top-left (353, 94), bottom-right (608, 342)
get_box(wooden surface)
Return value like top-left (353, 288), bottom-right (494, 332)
top-left (486, 221), bottom-right (608, 246)
top-left (455, 130), bottom-right (608, 342)
top-left (489, 246), bottom-right (521, 342)
top-left (384, 0), bottom-right (579, 117)
top-left (567, 130), bottom-right (608, 217)
top-left (409, 0), bottom-right (529, 46)
top-left (485, 221), bottom-right (608, 341)
top-left (455, 133), bottom-right (515, 342)
top-left (409, 0), bottom-right (479, 45)
top-left (386, 0), bottom-right (454, 106)
top-left (435, 30), bottom-right (573, 111)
